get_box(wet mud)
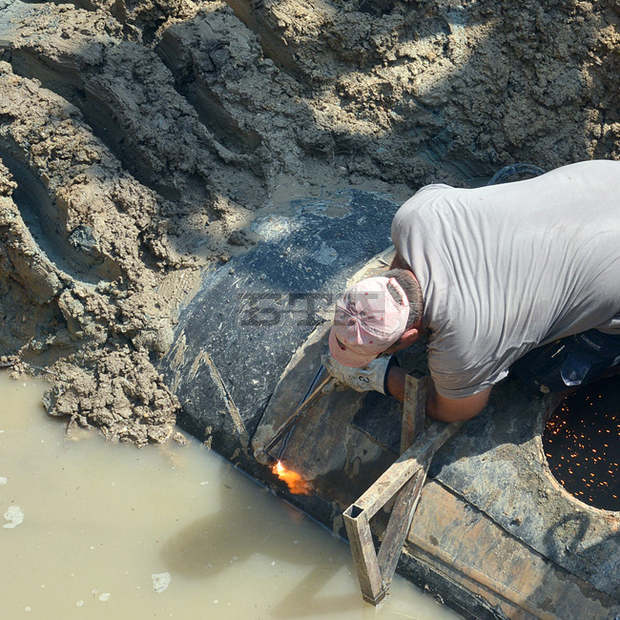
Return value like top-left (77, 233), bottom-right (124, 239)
top-left (0, 0), bottom-right (618, 444)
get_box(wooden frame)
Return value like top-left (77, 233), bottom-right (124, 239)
top-left (343, 375), bottom-right (462, 604)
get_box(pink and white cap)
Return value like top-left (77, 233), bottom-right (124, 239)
top-left (329, 276), bottom-right (409, 367)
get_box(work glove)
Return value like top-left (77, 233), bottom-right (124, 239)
top-left (321, 353), bottom-right (395, 395)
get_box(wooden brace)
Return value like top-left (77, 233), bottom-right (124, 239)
top-left (343, 375), bottom-right (462, 604)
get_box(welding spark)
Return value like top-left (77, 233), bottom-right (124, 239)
top-left (542, 377), bottom-right (619, 511)
top-left (271, 460), bottom-right (312, 495)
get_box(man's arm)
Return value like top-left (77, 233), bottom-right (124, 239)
top-left (386, 365), bottom-right (491, 421)
top-left (426, 380), bottom-right (491, 422)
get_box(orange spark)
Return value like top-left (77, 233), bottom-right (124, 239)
top-left (272, 460), bottom-right (312, 495)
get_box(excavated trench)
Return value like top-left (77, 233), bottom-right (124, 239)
top-left (1, 145), bottom-right (121, 283)
top-left (156, 26), bottom-right (263, 155)
top-left (0, 0), bottom-right (619, 616)
top-left (6, 25), bottom-right (236, 206)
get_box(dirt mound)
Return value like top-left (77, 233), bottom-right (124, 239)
top-left (0, 60), bottom-right (186, 444)
top-left (0, 0), bottom-right (617, 444)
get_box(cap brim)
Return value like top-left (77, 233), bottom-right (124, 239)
top-left (328, 328), bottom-right (377, 368)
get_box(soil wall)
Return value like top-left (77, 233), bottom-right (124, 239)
top-left (0, 0), bottom-right (617, 445)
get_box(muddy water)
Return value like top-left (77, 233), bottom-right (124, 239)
top-left (0, 373), bottom-right (459, 620)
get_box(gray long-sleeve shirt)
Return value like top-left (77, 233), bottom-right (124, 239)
top-left (391, 160), bottom-right (620, 398)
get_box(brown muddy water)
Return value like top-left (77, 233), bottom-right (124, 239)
top-left (0, 372), bottom-right (460, 619)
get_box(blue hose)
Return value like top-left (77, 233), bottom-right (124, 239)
top-left (487, 163), bottom-right (545, 185)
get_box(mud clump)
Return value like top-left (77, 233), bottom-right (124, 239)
top-left (45, 347), bottom-right (178, 444)
top-left (0, 0), bottom-right (617, 445)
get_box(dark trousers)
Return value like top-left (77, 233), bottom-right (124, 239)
top-left (510, 329), bottom-right (620, 394)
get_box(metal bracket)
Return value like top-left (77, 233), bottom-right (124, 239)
top-left (343, 375), bottom-right (462, 604)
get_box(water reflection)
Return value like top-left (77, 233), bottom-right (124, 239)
top-left (0, 372), bottom-right (459, 619)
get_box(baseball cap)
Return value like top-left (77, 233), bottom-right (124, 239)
top-left (328, 276), bottom-right (410, 367)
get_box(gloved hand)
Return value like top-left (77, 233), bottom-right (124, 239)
top-left (321, 353), bottom-right (394, 395)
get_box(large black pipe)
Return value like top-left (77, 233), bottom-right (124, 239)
top-left (159, 189), bottom-right (400, 461)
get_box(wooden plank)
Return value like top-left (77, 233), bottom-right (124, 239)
top-left (351, 420), bottom-right (463, 519)
top-left (412, 376), bottom-right (427, 441)
top-left (401, 375), bottom-right (417, 453)
top-left (343, 395), bottom-right (463, 606)
top-left (343, 506), bottom-right (386, 604)
top-left (376, 458), bottom-right (430, 585)
top-left (401, 375), bottom-right (427, 452)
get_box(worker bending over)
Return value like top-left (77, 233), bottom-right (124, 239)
top-left (324, 160), bottom-right (620, 422)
